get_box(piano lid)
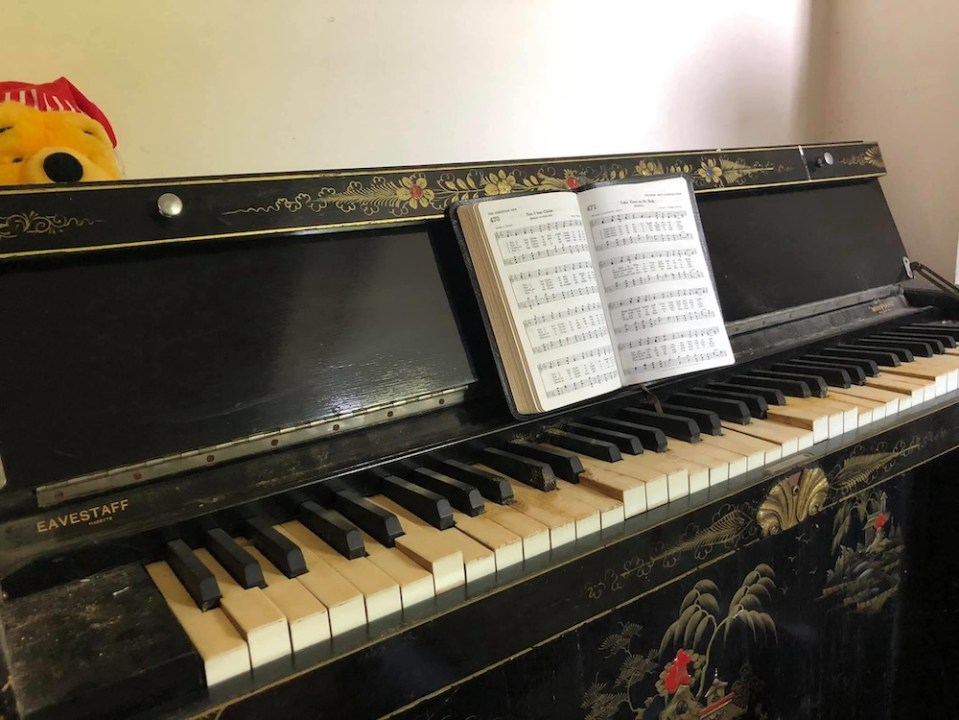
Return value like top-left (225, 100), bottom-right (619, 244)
top-left (0, 141), bottom-right (905, 504)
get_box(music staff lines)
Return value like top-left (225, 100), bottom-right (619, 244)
top-left (500, 242), bottom-right (591, 266)
top-left (617, 327), bottom-right (720, 351)
top-left (494, 218), bottom-right (583, 240)
top-left (595, 232), bottom-right (695, 250)
top-left (536, 346), bottom-right (614, 371)
top-left (608, 286), bottom-right (708, 309)
top-left (544, 370), bottom-right (619, 400)
top-left (588, 210), bottom-right (684, 227)
top-left (516, 285), bottom-right (597, 309)
top-left (614, 309), bottom-right (716, 333)
top-left (522, 302), bottom-right (604, 328)
top-left (622, 349), bottom-right (728, 376)
top-left (531, 327), bottom-right (608, 354)
top-left (508, 260), bottom-right (593, 282)
top-left (598, 248), bottom-right (696, 268)
top-left (605, 270), bottom-right (704, 292)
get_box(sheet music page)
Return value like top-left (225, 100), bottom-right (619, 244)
top-left (476, 192), bottom-right (621, 411)
top-left (577, 177), bottom-right (734, 384)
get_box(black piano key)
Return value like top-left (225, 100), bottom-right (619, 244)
top-left (479, 447), bottom-right (557, 492)
top-left (666, 393), bottom-right (750, 425)
top-left (847, 339), bottom-right (916, 361)
top-left (749, 370), bottom-right (828, 398)
top-left (620, 407), bottom-right (700, 443)
top-left (333, 491), bottom-right (405, 547)
top-left (245, 517), bottom-right (308, 578)
top-left (859, 335), bottom-right (931, 358)
top-left (706, 381), bottom-right (786, 405)
top-left (589, 416), bottom-right (668, 452)
top-left (166, 539), bottom-right (221, 611)
top-left (505, 440), bottom-right (584, 483)
top-left (897, 326), bottom-right (957, 347)
top-left (544, 428), bottom-right (623, 462)
top-left (566, 422), bottom-right (644, 455)
top-left (795, 357), bottom-right (868, 384)
top-left (772, 362), bottom-right (853, 388)
top-left (408, 467), bottom-right (485, 516)
top-left (659, 403), bottom-right (723, 434)
top-left (726, 374), bottom-right (811, 398)
top-left (298, 501), bottom-right (366, 559)
top-left (205, 528), bottom-right (265, 589)
top-left (687, 386), bottom-right (769, 418)
top-left (381, 475), bottom-right (454, 530)
top-left (804, 353), bottom-right (879, 377)
top-left (438, 460), bottom-right (514, 505)
top-left (872, 333), bottom-right (944, 354)
top-left (902, 323), bottom-right (959, 340)
top-left (828, 345), bottom-right (901, 367)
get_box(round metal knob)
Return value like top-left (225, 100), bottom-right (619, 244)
top-left (815, 152), bottom-right (835, 168)
top-left (157, 193), bottom-right (184, 218)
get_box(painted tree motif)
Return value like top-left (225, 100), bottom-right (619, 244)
top-left (583, 565), bottom-right (777, 719)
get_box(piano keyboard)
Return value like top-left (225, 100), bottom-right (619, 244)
top-left (147, 323), bottom-right (959, 687)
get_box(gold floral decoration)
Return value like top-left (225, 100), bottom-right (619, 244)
top-left (395, 175), bottom-right (435, 209)
top-left (697, 158), bottom-right (724, 184)
top-left (0, 210), bottom-right (100, 240)
top-left (840, 145), bottom-right (884, 169)
top-left (636, 159), bottom-right (666, 177)
top-left (483, 169), bottom-right (518, 196)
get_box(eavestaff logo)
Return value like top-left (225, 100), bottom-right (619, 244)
top-left (36, 499), bottom-right (130, 533)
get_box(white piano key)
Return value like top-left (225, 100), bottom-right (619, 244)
top-left (145, 561), bottom-right (250, 686)
top-left (194, 549), bottom-right (291, 667)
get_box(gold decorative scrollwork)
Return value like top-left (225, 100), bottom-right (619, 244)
top-left (840, 145), bottom-right (884, 169)
top-left (0, 210), bottom-right (100, 240)
top-left (756, 466), bottom-right (829, 537)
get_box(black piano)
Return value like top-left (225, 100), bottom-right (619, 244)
top-left (0, 142), bottom-right (956, 720)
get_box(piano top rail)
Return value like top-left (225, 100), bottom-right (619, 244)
top-left (0, 141), bottom-right (883, 261)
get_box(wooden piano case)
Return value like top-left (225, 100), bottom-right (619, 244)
top-left (0, 142), bottom-right (954, 719)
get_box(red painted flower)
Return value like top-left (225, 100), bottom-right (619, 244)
top-left (664, 649), bottom-right (692, 693)
top-left (566, 176), bottom-right (580, 189)
top-left (874, 512), bottom-right (889, 530)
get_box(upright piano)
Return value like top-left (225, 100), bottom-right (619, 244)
top-left (0, 142), bottom-right (955, 720)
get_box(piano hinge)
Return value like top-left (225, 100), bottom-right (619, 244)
top-left (34, 385), bottom-right (470, 509)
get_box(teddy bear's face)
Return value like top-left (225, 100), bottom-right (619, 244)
top-left (0, 102), bottom-right (121, 186)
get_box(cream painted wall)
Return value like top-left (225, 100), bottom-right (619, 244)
top-left (803, 0), bottom-right (959, 277)
top-left (4, 1), bottom-right (812, 178)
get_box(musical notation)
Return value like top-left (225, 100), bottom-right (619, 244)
top-left (499, 241), bottom-right (591, 266)
top-left (522, 301), bottom-right (604, 328)
top-left (508, 260), bottom-right (593, 283)
top-left (588, 210), bottom-right (684, 227)
top-left (595, 232), bottom-right (696, 250)
top-left (616, 326), bottom-right (721, 351)
top-left (494, 218), bottom-right (583, 239)
top-left (614, 309), bottom-right (716, 334)
top-left (598, 248), bottom-right (696, 268)
top-left (531, 327), bottom-right (609, 354)
top-left (544, 369), bottom-right (619, 400)
top-left (604, 269), bottom-right (704, 293)
top-left (608, 286), bottom-right (708, 310)
top-left (621, 349), bottom-right (728, 377)
top-left (516, 284), bottom-right (598, 310)
top-left (536, 346), bottom-right (614, 371)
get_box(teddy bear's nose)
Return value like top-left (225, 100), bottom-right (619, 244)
top-left (43, 152), bottom-right (84, 183)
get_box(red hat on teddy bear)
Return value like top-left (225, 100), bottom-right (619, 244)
top-left (0, 76), bottom-right (117, 147)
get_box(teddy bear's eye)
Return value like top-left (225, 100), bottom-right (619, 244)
top-left (83, 130), bottom-right (95, 136)
top-left (12, 158), bottom-right (22, 163)
top-left (0, 126), bottom-right (11, 134)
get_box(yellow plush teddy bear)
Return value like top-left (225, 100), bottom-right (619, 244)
top-left (0, 77), bottom-right (121, 186)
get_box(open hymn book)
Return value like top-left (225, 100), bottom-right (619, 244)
top-left (453, 176), bottom-right (735, 415)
